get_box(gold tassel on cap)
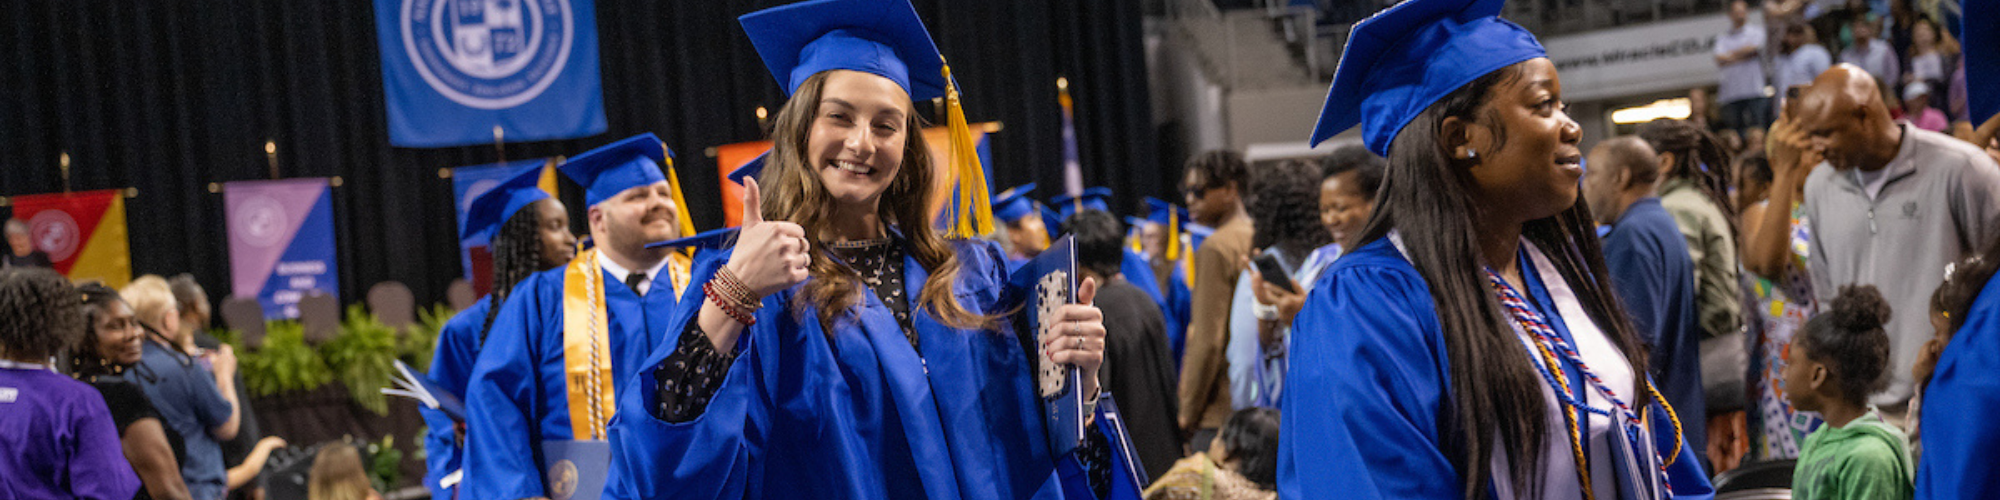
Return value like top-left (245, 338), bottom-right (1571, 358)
top-left (1164, 208), bottom-right (1182, 262)
top-left (661, 141), bottom-right (697, 256)
top-left (941, 59), bottom-right (994, 239)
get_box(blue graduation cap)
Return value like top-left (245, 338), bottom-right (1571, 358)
top-left (645, 227), bottom-right (741, 251)
top-left (1039, 205), bottom-right (1063, 240)
top-left (992, 183), bottom-right (1039, 223)
top-left (1308, 0), bottom-right (1546, 155)
top-left (560, 133), bottom-right (672, 206)
top-left (1967, 0), bottom-right (1996, 125)
top-left (1143, 197), bottom-right (1190, 261)
top-left (740, 0), bottom-right (947, 100)
top-left (461, 163), bottom-right (552, 242)
top-left (1050, 187), bottom-right (1113, 220)
top-left (726, 152), bottom-right (769, 185)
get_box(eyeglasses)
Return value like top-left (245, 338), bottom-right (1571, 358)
top-left (1182, 182), bottom-right (1214, 199)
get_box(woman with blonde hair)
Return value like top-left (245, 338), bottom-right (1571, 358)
top-left (307, 443), bottom-right (381, 500)
top-left (125, 275), bottom-right (241, 500)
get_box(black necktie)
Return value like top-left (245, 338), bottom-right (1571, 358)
top-left (625, 272), bottom-right (646, 297)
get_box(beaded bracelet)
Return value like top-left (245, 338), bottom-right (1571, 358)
top-left (704, 282), bottom-right (756, 326)
top-left (712, 268), bottom-right (761, 311)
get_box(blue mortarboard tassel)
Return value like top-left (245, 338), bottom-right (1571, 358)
top-left (992, 183), bottom-right (1039, 223)
top-left (1309, 0), bottom-right (1546, 155)
top-left (1966, 0), bottom-right (1996, 125)
top-left (462, 163), bottom-right (553, 242)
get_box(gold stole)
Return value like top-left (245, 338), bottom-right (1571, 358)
top-left (559, 249), bottom-right (692, 440)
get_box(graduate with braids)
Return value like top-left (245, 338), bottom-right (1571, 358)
top-left (602, 0), bottom-right (1112, 498)
top-left (1280, 0), bottom-right (1712, 498)
top-left (420, 163), bottom-right (575, 499)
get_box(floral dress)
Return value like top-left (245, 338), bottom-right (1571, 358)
top-left (1746, 203), bottom-right (1826, 461)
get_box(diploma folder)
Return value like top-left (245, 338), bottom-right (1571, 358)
top-left (380, 360), bottom-right (466, 423)
top-left (1007, 235), bottom-right (1087, 459)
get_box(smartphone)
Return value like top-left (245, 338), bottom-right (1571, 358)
top-left (1252, 253), bottom-right (1299, 294)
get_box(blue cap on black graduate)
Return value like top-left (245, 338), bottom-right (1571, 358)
top-left (740, 0), bottom-right (947, 100)
top-left (1308, 0), bottom-right (1546, 155)
top-left (462, 163), bottom-right (552, 242)
top-left (992, 183), bottom-right (1040, 224)
top-left (1050, 187), bottom-right (1113, 220)
top-left (559, 133), bottom-right (672, 206)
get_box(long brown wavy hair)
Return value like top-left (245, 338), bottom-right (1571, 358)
top-left (752, 71), bottom-right (989, 332)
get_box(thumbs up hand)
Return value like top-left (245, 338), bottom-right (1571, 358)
top-left (725, 177), bottom-right (811, 298)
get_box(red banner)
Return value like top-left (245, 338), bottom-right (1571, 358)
top-left (8, 190), bottom-right (132, 287)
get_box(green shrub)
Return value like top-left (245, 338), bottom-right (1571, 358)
top-left (237, 321), bottom-right (333, 397)
top-left (324, 305), bottom-right (398, 415)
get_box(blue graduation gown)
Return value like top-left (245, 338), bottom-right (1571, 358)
top-left (462, 265), bottom-right (677, 500)
top-left (1279, 238), bottom-right (1712, 499)
top-left (1165, 265), bottom-right (1191, 371)
top-left (603, 239), bottom-right (1063, 500)
top-left (421, 296), bottom-right (491, 498)
top-left (1915, 273), bottom-right (2000, 499)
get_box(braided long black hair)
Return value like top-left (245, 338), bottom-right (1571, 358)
top-left (481, 200), bottom-right (559, 343)
top-left (1639, 119), bottom-right (1738, 234)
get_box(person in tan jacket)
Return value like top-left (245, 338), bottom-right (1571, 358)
top-left (1177, 150), bottom-right (1255, 450)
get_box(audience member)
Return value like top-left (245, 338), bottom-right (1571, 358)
top-left (1638, 120), bottom-right (1748, 444)
top-left (1178, 149), bottom-right (1254, 451)
top-left (125, 275), bottom-right (241, 500)
top-left (169, 274), bottom-right (278, 500)
top-left (307, 443), bottom-right (383, 500)
top-left (1902, 16), bottom-right (1956, 89)
top-left (1907, 249), bottom-right (2000, 463)
top-left (1227, 159), bottom-right (1329, 410)
top-left (1582, 136), bottom-right (1709, 462)
top-left (73, 283), bottom-right (194, 500)
top-left (1775, 24), bottom-right (1835, 111)
top-left (1068, 209), bottom-right (1185, 482)
top-left (1786, 285), bottom-right (1913, 500)
top-left (0, 267), bottom-right (141, 499)
top-left (1315, 145), bottom-right (1386, 251)
top-left (2, 218), bottom-right (52, 269)
top-left (1738, 128), bottom-right (1827, 460)
top-left (1787, 65), bottom-right (2000, 411)
top-left (1715, 0), bottom-right (1772, 142)
top-left (1144, 407), bottom-right (1279, 500)
top-left (1840, 15), bottom-right (1901, 90)
top-left (1901, 82), bottom-right (1950, 132)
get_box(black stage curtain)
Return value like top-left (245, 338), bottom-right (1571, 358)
top-left (1, 0), bottom-right (1158, 308)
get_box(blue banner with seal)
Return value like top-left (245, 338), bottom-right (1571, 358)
top-left (376, 0), bottom-right (607, 147)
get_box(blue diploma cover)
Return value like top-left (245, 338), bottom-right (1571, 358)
top-left (1008, 236), bottom-right (1087, 458)
top-left (539, 439), bottom-right (610, 500)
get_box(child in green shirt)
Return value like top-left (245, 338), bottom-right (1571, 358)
top-left (1784, 284), bottom-right (1914, 500)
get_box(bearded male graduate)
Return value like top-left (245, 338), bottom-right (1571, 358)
top-left (461, 133), bottom-right (697, 500)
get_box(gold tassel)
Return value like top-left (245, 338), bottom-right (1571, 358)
top-left (942, 59), bottom-right (994, 239)
top-left (1164, 208), bottom-right (1181, 262)
top-left (661, 141), bottom-right (697, 257)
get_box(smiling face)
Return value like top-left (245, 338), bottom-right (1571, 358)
top-left (1318, 172), bottom-right (1374, 247)
top-left (590, 181), bottom-right (678, 252)
top-left (93, 301), bottom-right (145, 366)
top-left (806, 70), bottom-right (911, 214)
top-left (1456, 58), bottom-right (1586, 224)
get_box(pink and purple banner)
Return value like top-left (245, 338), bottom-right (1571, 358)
top-left (225, 178), bottom-right (339, 319)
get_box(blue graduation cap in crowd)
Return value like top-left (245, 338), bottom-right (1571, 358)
top-left (646, 227), bottom-right (741, 251)
top-left (1186, 223), bottom-right (1215, 253)
top-left (1039, 205), bottom-right (1064, 239)
top-left (992, 183), bottom-right (1040, 223)
top-left (726, 152), bottom-right (770, 185)
top-left (1050, 187), bottom-right (1113, 220)
top-left (1143, 197), bottom-right (1190, 262)
top-left (740, 0), bottom-right (947, 101)
top-left (1308, 0), bottom-right (1546, 155)
top-left (560, 133), bottom-right (672, 206)
top-left (1967, 0), bottom-right (1996, 125)
top-left (461, 163), bottom-right (552, 242)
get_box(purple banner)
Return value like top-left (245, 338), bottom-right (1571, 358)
top-left (225, 178), bottom-right (340, 319)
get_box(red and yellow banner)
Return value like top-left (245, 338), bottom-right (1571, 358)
top-left (9, 190), bottom-right (132, 288)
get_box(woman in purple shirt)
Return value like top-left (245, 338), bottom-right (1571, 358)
top-left (0, 267), bottom-right (140, 499)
